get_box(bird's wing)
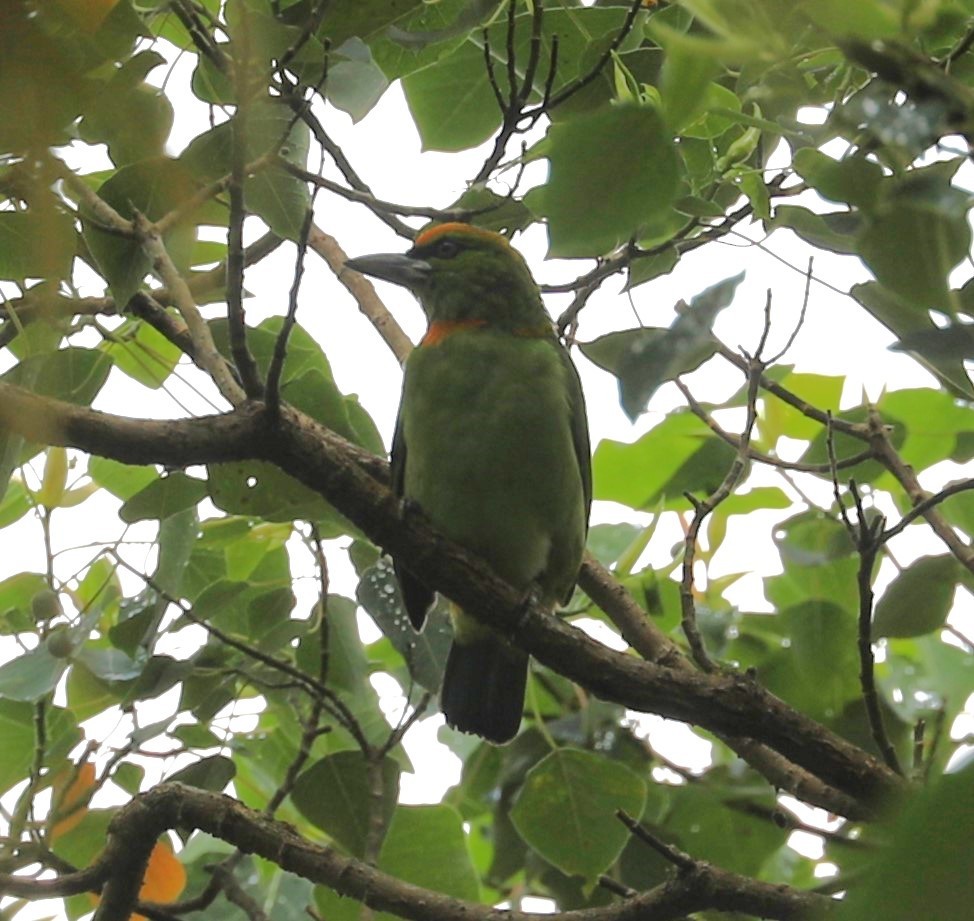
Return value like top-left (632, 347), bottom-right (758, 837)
top-left (391, 403), bottom-right (436, 630)
top-left (562, 345), bottom-right (592, 533)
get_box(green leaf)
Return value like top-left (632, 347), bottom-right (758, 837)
top-left (586, 523), bottom-right (642, 568)
top-left (208, 317), bottom-right (383, 451)
top-left (593, 412), bottom-right (734, 510)
top-left (402, 39), bottom-right (500, 151)
top-left (581, 273), bottom-right (743, 418)
top-left (317, 0), bottom-right (427, 48)
top-left (296, 596), bottom-right (371, 696)
top-left (325, 40), bottom-right (390, 122)
top-left (851, 282), bottom-right (974, 399)
top-left (781, 600), bottom-right (860, 719)
top-left (377, 804), bottom-right (480, 913)
top-left (0, 644), bottom-right (67, 701)
top-left (532, 105), bottom-right (679, 258)
top-left (837, 762), bottom-right (974, 921)
top-left (88, 456), bottom-right (158, 501)
top-left (75, 646), bottom-right (143, 682)
top-left (81, 158), bottom-right (197, 305)
top-left (625, 246), bottom-right (679, 290)
top-left (769, 205), bottom-right (860, 255)
top-left (101, 318), bottom-right (182, 389)
top-left (181, 99), bottom-right (311, 240)
top-left (401, 6), bottom-right (637, 152)
top-left (658, 34), bottom-right (721, 132)
top-left (792, 148), bottom-right (883, 209)
top-left (356, 559), bottom-right (451, 693)
top-left (0, 572), bottom-right (48, 634)
top-left (799, 0), bottom-right (901, 38)
top-left (2, 347), bottom-right (113, 411)
top-left (207, 460), bottom-right (347, 530)
top-left (79, 80), bottom-right (173, 166)
top-left (879, 388), bottom-right (974, 474)
top-left (0, 205), bottom-right (76, 282)
top-left (884, 635), bottom-right (974, 729)
top-left (166, 754), bottom-right (236, 791)
top-left (872, 555), bottom-right (961, 639)
top-left (759, 370), bottom-right (844, 444)
top-left (661, 779), bottom-right (787, 876)
top-left (76, 556), bottom-right (122, 620)
top-left (774, 510), bottom-right (855, 567)
top-left (859, 202), bottom-right (970, 310)
top-left (510, 748), bottom-right (647, 885)
top-left (119, 472), bottom-right (208, 523)
top-left (891, 324), bottom-right (974, 362)
top-left (0, 478), bottom-right (31, 529)
top-left (291, 751), bottom-right (401, 857)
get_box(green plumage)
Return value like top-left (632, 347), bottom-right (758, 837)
top-left (346, 225), bottom-right (591, 744)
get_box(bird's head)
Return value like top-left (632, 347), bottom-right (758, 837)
top-left (345, 223), bottom-right (549, 330)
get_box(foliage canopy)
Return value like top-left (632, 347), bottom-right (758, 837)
top-left (1, 1), bottom-right (973, 920)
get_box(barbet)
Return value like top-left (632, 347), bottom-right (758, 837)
top-left (346, 223), bottom-right (591, 744)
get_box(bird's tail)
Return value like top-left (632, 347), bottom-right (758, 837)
top-left (441, 632), bottom-right (528, 745)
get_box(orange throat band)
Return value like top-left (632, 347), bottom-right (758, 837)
top-left (420, 319), bottom-right (488, 347)
top-left (419, 319), bottom-right (554, 347)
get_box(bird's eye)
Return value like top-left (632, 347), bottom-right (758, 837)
top-left (434, 239), bottom-right (460, 259)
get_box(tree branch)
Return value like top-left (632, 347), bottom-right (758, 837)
top-left (4, 784), bottom-right (835, 921)
top-left (312, 225), bottom-right (414, 364)
top-left (0, 383), bottom-right (904, 812)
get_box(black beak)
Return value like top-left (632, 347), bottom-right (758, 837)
top-left (344, 253), bottom-right (432, 290)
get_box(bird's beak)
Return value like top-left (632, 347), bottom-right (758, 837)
top-left (344, 253), bottom-right (432, 290)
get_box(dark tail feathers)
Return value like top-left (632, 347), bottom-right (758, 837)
top-left (441, 635), bottom-right (528, 745)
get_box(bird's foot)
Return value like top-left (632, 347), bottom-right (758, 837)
top-left (398, 496), bottom-right (424, 519)
top-left (513, 584), bottom-right (545, 633)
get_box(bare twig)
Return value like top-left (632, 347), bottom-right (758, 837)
top-left (616, 809), bottom-right (696, 872)
top-left (266, 204), bottom-right (315, 413)
top-left (472, 0), bottom-right (546, 183)
top-left (227, 13), bottom-right (264, 399)
top-left (880, 478), bottom-right (974, 543)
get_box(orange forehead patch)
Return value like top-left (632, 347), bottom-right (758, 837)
top-left (413, 222), bottom-right (511, 249)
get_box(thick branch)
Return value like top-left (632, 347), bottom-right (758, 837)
top-left (3, 784), bottom-right (834, 921)
top-left (0, 384), bottom-right (904, 812)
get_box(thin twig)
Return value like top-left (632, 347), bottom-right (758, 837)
top-left (616, 809), bottom-right (696, 872)
top-left (850, 483), bottom-right (902, 775)
top-left (680, 377), bottom-right (875, 473)
top-left (880, 478), bottom-right (974, 543)
top-left (227, 10), bottom-right (264, 399)
top-left (266, 202), bottom-right (316, 413)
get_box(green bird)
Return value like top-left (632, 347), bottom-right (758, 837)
top-left (345, 223), bottom-right (591, 744)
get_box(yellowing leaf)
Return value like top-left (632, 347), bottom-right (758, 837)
top-left (50, 761), bottom-right (95, 839)
top-left (138, 839), bottom-right (187, 907)
top-left (37, 447), bottom-right (69, 509)
top-left (88, 839), bottom-right (187, 920)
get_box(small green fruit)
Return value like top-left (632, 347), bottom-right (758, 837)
top-left (31, 588), bottom-right (63, 622)
top-left (46, 626), bottom-right (74, 659)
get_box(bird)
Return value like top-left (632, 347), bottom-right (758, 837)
top-left (345, 223), bottom-right (591, 744)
